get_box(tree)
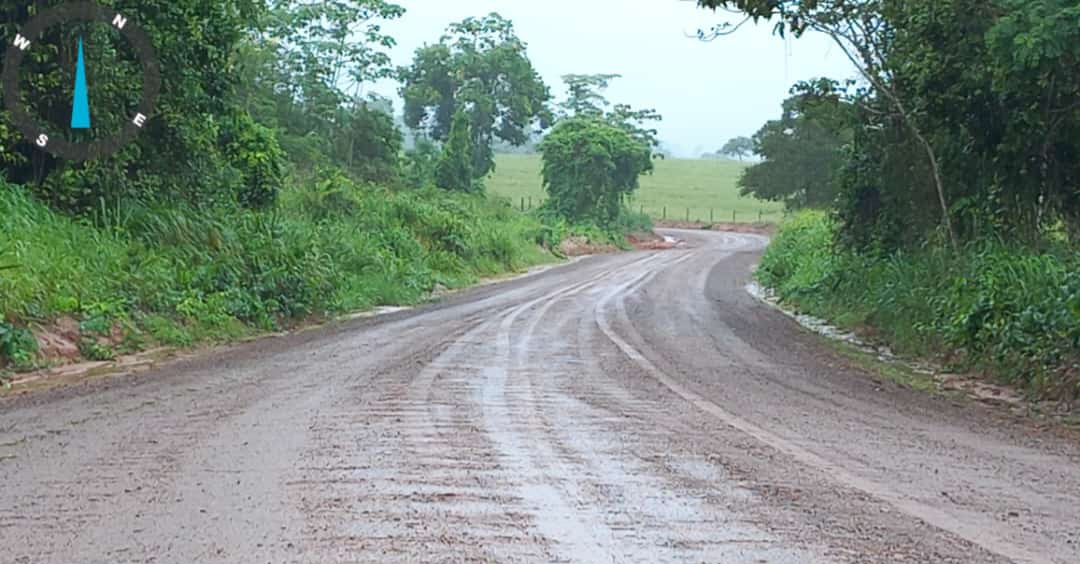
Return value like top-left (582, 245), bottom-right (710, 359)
top-left (403, 136), bottom-right (440, 189)
top-left (984, 0), bottom-right (1080, 240)
top-left (539, 117), bottom-right (653, 224)
top-left (607, 103), bottom-right (664, 154)
top-left (434, 111), bottom-right (475, 192)
top-left (559, 73), bottom-right (621, 118)
top-left (696, 0), bottom-right (960, 250)
top-left (556, 73), bottom-right (664, 154)
top-left (721, 136), bottom-right (754, 161)
top-left (400, 13), bottom-right (552, 180)
top-left (335, 101), bottom-right (403, 185)
top-left (245, 0), bottom-right (406, 181)
top-left (738, 79), bottom-right (854, 209)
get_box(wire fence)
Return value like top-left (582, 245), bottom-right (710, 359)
top-left (515, 197), bottom-right (780, 224)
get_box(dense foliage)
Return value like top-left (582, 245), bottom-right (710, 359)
top-left (400, 13), bottom-right (552, 182)
top-left (0, 176), bottom-right (550, 366)
top-left (538, 74), bottom-right (662, 226)
top-left (738, 79), bottom-right (853, 210)
top-left (700, 0), bottom-right (1080, 249)
top-left (434, 111), bottom-right (476, 193)
top-left (700, 0), bottom-right (1080, 397)
top-left (540, 118), bottom-right (653, 225)
top-left (759, 212), bottom-right (1080, 400)
top-left (238, 0), bottom-right (405, 183)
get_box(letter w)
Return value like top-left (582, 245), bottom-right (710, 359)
top-left (12, 34), bottom-right (31, 51)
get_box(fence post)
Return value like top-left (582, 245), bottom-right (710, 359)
top-left (710, 208), bottom-right (714, 223)
top-left (686, 208), bottom-right (690, 221)
top-left (528, 196), bottom-right (532, 210)
top-left (662, 206), bottom-right (666, 220)
top-left (520, 197), bottom-right (525, 212)
top-left (732, 210), bottom-right (736, 222)
top-left (758, 210), bottom-right (763, 223)
top-left (640, 204), bottom-right (644, 216)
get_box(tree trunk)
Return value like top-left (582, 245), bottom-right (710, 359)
top-left (910, 126), bottom-right (959, 251)
top-left (820, 28), bottom-right (960, 251)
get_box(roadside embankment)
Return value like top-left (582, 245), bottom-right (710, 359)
top-left (756, 211), bottom-right (1080, 405)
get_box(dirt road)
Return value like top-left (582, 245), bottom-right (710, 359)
top-left (2, 230), bottom-right (1079, 563)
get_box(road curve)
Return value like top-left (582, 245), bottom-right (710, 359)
top-left (2, 229), bottom-right (1079, 563)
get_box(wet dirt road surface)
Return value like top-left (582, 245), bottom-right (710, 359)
top-left (2, 230), bottom-right (1080, 564)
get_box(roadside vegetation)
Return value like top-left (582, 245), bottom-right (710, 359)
top-left (0, 174), bottom-right (551, 370)
top-left (698, 1), bottom-right (1080, 400)
top-left (759, 212), bottom-right (1080, 397)
top-left (0, 2), bottom-right (657, 374)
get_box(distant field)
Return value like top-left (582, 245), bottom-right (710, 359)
top-left (487, 154), bottom-right (785, 224)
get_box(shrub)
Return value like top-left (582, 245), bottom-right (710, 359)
top-left (222, 112), bottom-right (287, 209)
top-left (540, 117), bottom-right (652, 225)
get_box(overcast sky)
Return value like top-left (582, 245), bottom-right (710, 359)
top-left (370, 0), bottom-right (857, 158)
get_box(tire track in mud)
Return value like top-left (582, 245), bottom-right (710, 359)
top-left (593, 235), bottom-right (1053, 564)
top-left (0, 319), bottom-right (454, 564)
top-left (479, 255), bottom-right (676, 561)
top-left (292, 253), bottom-right (668, 562)
top-left (502, 249), bottom-right (824, 563)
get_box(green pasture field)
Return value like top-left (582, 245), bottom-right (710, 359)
top-left (487, 153), bottom-right (785, 224)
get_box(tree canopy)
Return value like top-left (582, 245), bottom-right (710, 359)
top-left (720, 137), bottom-right (754, 161)
top-left (738, 79), bottom-right (853, 209)
top-left (699, 0), bottom-right (1080, 249)
top-left (559, 73), bottom-right (621, 118)
top-left (399, 13), bottom-right (552, 181)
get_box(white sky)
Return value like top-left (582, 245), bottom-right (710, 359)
top-left (370, 0), bottom-right (857, 158)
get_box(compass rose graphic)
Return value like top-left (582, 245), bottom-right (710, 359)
top-left (2, 1), bottom-right (161, 161)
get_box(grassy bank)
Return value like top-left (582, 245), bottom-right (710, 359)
top-left (488, 154), bottom-right (784, 224)
top-left (757, 211), bottom-right (1080, 400)
top-left (0, 176), bottom-right (554, 372)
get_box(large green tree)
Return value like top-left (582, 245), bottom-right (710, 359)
top-left (738, 79), bottom-right (853, 209)
top-left (399, 13), bottom-right (551, 180)
top-left (697, 0), bottom-right (1080, 248)
top-left (434, 111), bottom-right (475, 192)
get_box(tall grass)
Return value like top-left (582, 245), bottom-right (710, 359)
top-left (1, 176), bottom-right (553, 368)
top-left (758, 211), bottom-right (1080, 399)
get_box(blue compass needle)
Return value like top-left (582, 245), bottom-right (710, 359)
top-left (71, 36), bottom-right (91, 129)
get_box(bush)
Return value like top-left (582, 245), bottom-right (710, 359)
top-left (758, 211), bottom-right (1080, 399)
top-left (222, 112), bottom-right (287, 209)
top-left (540, 117), bottom-right (652, 225)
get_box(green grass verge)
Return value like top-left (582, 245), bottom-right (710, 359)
top-left (488, 154), bottom-right (785, 224)
top-left (0, 176), bottom-right (555, 371)
top-left (756, 210), bottom-right (1080, 400)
